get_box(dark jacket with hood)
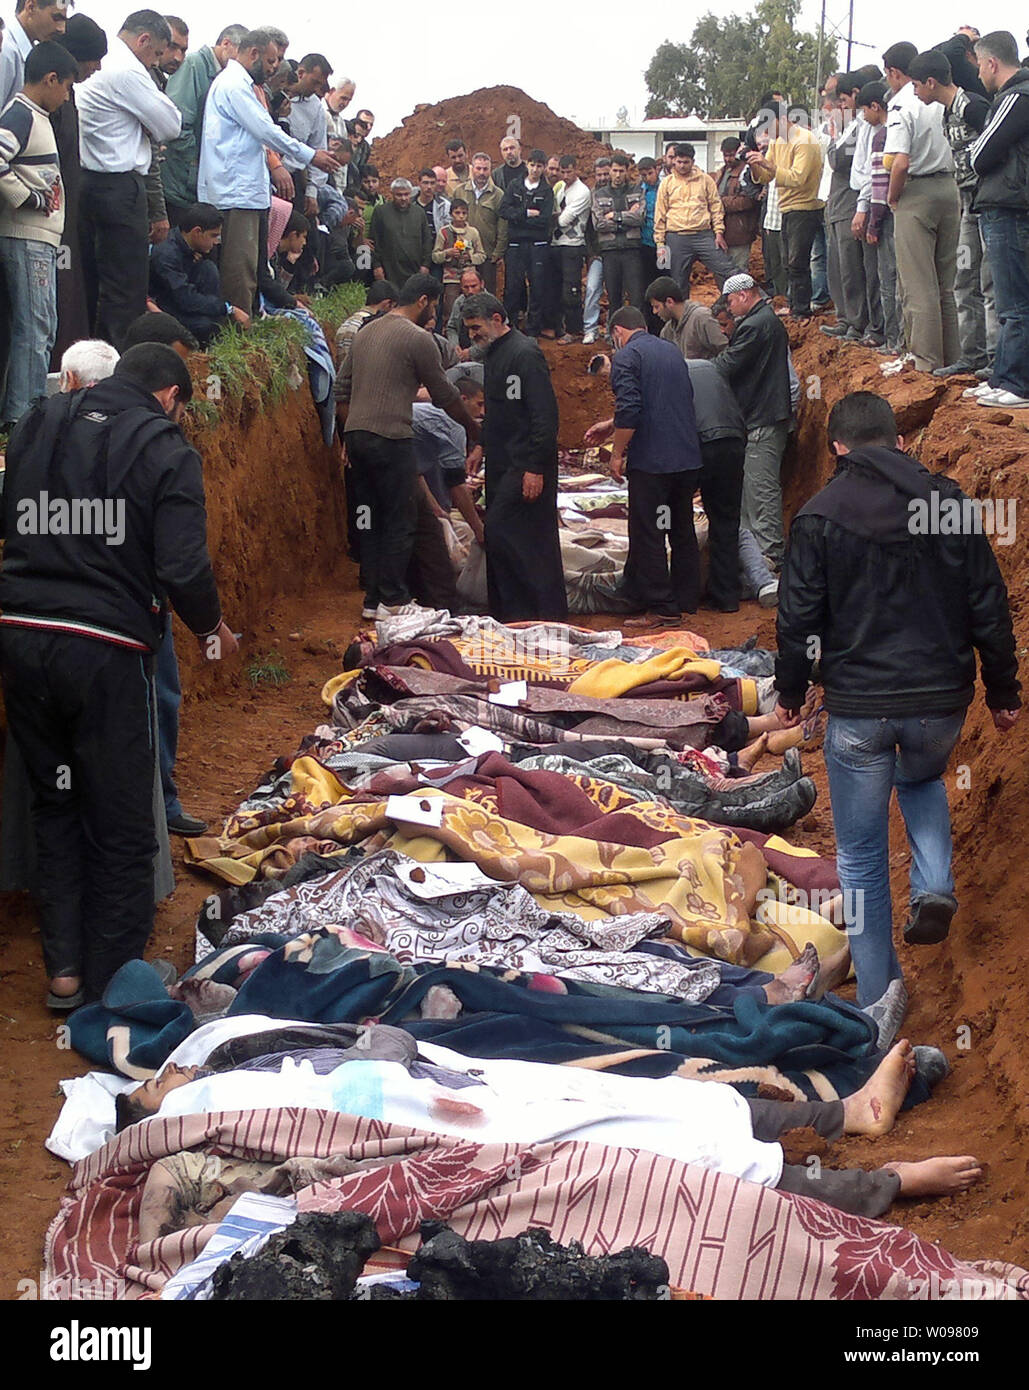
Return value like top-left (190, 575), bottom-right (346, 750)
top-left (775, 445), bottom-right (1020, 716)
top-left (0, 377), bottom-right (221, 653)
top-left (970, 67), bottom-right (1029, 213)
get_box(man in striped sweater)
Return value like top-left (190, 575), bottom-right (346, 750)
top-left (0, 39), bottom-right (75, 425)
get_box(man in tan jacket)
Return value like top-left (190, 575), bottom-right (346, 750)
top-left (454, 151), bottom-right (507, 294)
top-left (746, 96), bottom-right (825, 317)
top-left (653, 142), bottom-right (737, 296)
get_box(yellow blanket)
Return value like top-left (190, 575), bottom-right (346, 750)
top-left (186, 758), bottom-right (845, 973)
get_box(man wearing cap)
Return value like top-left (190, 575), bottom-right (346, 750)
top-left (714, 272), bottom-right (792, 571)
top-left (369, 178), bottom-right (433, 288)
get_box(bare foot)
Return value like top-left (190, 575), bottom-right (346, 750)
top-left (807, 941), bottom-right (851, 999)
top-left (883, 1156), bottom-right (983, 1198)
top-left (737, 732), bottom-right (770, 772)
top-left (841, 1038), bottom-right (915, 1137)
top-left (766, 726), bottom-right (806, 756)
top-left (763, 942), bottom-right (819, 1003)
top-left (49, 976), bottom-right (82, 998)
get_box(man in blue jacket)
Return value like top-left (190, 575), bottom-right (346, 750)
top-left (584, 306), bottom-right (702, 629)
top-left (149, 202), bottom-right (250, 345)
top-left (198, 27), bottom-right (338, 314)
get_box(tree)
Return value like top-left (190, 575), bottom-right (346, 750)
top-left (644, 0), bottom-right (837, 119)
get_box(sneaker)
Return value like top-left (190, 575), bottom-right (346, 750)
top-left (979, 388), bottom-right (1029, 409)
top-left (860, 333), bottom-right (885, 347)
top-left (862, 978), bottom-right (909, 1050)
top-left (962, 381), bottom-right (995, 399)
top-left (361, 605), bottom-right (377, 620)
top-left (903, 893), bottom-right (957, 946)
top-left (880, 353), bottom-right (915, 373)
top-left (819, 323), bottom-right (849, 338)
top-left (810, 298), bottom-right (833, 311)
top-left (582, 329), bottom-right (597, 345)
top-left (843, 327), bottom-right (864, 342)
top-left (932, 360), bottom-right (974, 378)
top-left (757, 579), bottom-right (779, 608)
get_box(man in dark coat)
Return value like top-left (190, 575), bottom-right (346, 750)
top-left (0, 344), bottom-right (237, 1007)
top-left (460, 291), bottom-right (566, 622)
top-left (775, 390), bottom-right (1019, 1037)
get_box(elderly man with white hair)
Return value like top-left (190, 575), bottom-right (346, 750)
top-left (59, 338), bottom-right (119, 391)
top-left (369, 177), bottom-right (433, 287)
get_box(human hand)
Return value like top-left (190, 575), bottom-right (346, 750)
top-left (609, 452), bottom-right (625, 481)
top-left (851, 212), bottom-right (867, 239)
top-left (373, 266), bottom-right (384, 279)
top-left (305, 196), bottom-right (318, 220)
top-left (312, 149), bottom-right (341, 174)
top-left (230, 306), bottom-right (251, 326)
top-left (200, 620), bottom-right (239, 660)
top-left (583, 417), bottom-right (614, 445)
top-left (271, 166), bottom-right (295, 200)
top-left (715, 232), bottom-right (728, 251)
top-left (773, 700), bottom-right (803, 727)
top-left (993, 708), bottom-right (1020, 732)
top-left (522, 471), bottom-right (544, 500)
top-left (150, 218), bottom-right (170, 245)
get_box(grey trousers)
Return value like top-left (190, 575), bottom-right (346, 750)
top-left (894, 174), bottom-right (961, 371)
top-left (727, 242), bottom-right (753, 271)
top-left (827, 216), bottom-right (868, 333)
top-left (741, 421), bottom-right (790, 568)
top-left (219, 207), bottom-right (263, 315)
top-left (738, 527), bottom-right (776, 598)
top-left (956, 190), bottom-right (998, 369)
top-left (667, 229), bottom-right (738, 296)
top-left (875, 209), bottom-right (903, 351)
top-left (749, 1096), bottom-right (903, 1219)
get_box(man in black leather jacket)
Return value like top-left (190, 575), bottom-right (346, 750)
top-left (774, 390), bottom-right (1019, 1035)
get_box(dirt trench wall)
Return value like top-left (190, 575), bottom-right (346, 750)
top-left (174, 375), bottom-right (351, 699)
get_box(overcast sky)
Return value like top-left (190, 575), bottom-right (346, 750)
top-left (77, 2), bottom-right (1017, 131)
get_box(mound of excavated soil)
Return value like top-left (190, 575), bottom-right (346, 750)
top-left (372, 85), bottom-right (612, 182)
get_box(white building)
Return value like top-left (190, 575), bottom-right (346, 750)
top-left (577, 116), bottom-right (749, 174)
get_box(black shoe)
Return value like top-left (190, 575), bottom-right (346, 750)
top-left (699, 598), bottom-right (740, 612)
top-left (167, 811), bottom-right (209, 837)
top-left (903, 893), bottom-right (956, 945)
top-left (819, 323), bottom-right (849, 338)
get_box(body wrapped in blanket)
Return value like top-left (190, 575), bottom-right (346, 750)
top-left (44, 1021), bottom-right (1015, 1302)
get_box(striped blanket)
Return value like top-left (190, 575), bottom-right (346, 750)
top-left (45, 1109), bottom-right (1029, 1302)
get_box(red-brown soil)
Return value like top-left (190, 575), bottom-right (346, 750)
top-left (371, 85), bottom-right (612, 183)
top-left (2, 313), bottom-right (1029, 1294)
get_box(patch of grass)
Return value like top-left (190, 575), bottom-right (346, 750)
top-left (308, 282), bottom-right (367, 343)
top-left (246, 652), bottom-right (292, 688)
top-left (204, 316), bottom-right (309, 407)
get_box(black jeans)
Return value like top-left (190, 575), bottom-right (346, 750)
top-left (504, 242), bottom-right (548, 334)
top-left (345, 430), bottom-right (419, 608)
top-left (699, 436), bottom-right (745, 610)
top-left (601, 247), bottom-right (645, 313)
top-left (622, 468), bottom-right (700, 616)
top-left (557, 245), bottom-right (585, 335)
top-left (79, 169), bottom-right (149, 350)
top-left (781, 208), bottom-right (823, 317)
top-left (0, 627), bottom-right (156, 999)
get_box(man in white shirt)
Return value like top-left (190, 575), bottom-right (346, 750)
top-left (882, 40), bottom-right (960, 371)
top-left (550, 154), bottom-right (592, 341)
top-left (76, 11), bottom-right (182, 348)
top-left (198, 28), bottom-right (339, 313)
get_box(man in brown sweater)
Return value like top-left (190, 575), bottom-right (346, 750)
top-left (336, 273), bottom-right (480, 616)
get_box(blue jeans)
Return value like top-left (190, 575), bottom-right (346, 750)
top-left (979, 207), bottom-right (1029, 398)
top-left (810, 220), bottom-right (828, 304)
top-left (0, 237), bottom-right (57, 425)
top-left (583, 255), bottom-right (603, 331)
top-left (155, 616), bottom-right (182, 820)
top-left (824, 712), bottom-right (964, 1008)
